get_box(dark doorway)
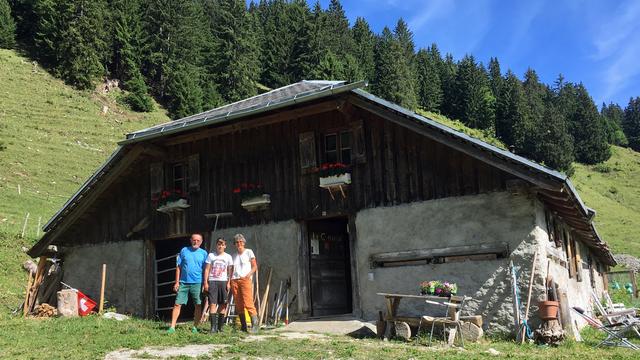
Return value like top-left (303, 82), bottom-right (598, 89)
top-left (154, 237), bottom-right (197, 321)
top-left (308, 217), bottom-right (352, 316)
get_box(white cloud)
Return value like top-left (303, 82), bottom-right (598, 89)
top-left (591, 1), bottom-right (640, 101)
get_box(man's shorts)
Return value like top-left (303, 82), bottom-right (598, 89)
top-left (207, 280), bottom-right (229, 305)
top-left (175, 282), bottom-right (202, 305)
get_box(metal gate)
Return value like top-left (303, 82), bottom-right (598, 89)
top-left (154, 253), bottom-right (178, 313)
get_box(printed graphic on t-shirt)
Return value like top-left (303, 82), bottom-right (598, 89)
top-left (211, 259), bottom-right (227, 279)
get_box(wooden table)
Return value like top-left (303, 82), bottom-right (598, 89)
top-left (376, 292), bottom-right (469, 341)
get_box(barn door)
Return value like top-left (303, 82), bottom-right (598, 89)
top-left (308, 217), bottom-right (352, 316)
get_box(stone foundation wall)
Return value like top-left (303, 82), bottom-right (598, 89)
top-left (62, 240), bottom-right (145, 316)
top-left (354, 191), bottom-right (545, 335)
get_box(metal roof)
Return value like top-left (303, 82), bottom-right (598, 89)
top-left (122, 80), bottom-right (365, 144)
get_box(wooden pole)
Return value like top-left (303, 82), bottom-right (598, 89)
top-left (258, 267), bottom-right (272, 326)
top-left (521, 251), bottom-right (538, 344)
top-left (99, 264), bottom-right (106, 313)
top-left (23, 272), bottom-right (33, 316)
top-left (630, 271), bottom-right (638, 299)
top-left (21, 212), bottom-right (30, 238)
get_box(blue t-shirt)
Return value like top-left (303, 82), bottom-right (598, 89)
top-left (176, 247), bottom-right (208, 284)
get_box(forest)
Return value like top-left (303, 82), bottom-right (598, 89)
top-left (2, 0), bottom-right (640, 173)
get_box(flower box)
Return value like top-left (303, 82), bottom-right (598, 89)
top-left (420, 280), bottom-right (457, 297)
top-left (156, 198), bottom-right (190, 214)
top-left (241, 194), bottom-right (271, 211)
top-left (319, 173), bottom-right (351, 188)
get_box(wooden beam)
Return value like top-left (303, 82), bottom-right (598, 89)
top-left (141, 144), bottom-right (168, 159)
top-left (28, 145), bottom-right (146, 256)
top-left (349, 96), bottom-right (561, 191)
top-left (163, 99), bottom-right (345, 146)
top-left (370, 242), bottom-right (508, 267)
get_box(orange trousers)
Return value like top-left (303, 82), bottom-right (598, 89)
top-left (231, 277), bottom-right (257, 316)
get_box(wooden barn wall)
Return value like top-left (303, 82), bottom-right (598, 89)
top-left (61, 158), bottom-right (151, 246)
top-left (60, 104), bottom-right (518, 245)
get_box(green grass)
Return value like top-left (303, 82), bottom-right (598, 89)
top-left (0, 315), bottom-right (637, 359)
top-left (572, 146), bottom-right (640, 257)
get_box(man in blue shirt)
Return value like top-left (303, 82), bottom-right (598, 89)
top-left (167, 233), bottom-right (208, 334)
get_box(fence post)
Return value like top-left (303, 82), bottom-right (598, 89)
top-left (630, 271), bottom-right (638, 299)
top-left (21, 213), bottom-right (30, 238)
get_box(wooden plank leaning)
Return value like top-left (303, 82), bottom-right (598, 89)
top-left (258, 267), bottom-right (273, 326)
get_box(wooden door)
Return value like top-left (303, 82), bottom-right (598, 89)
top-left (308, 218), bottom-right (352, 316)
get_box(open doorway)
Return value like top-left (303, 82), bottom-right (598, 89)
top-left (307, 217), bottom-right (352, 316)
top-left (154, 237), bottom-right (196, 321)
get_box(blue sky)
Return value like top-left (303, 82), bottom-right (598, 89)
top-left (317, 0), bottom-right (640, 107)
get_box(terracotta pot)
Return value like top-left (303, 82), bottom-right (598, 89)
top-left (538, 300), bottom-right (559, 320)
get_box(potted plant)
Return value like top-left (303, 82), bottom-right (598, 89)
top-left (234, 183), bottom-right (270, 211)
top-left (153, 189), bottom-right (190, 214)
top-left (317, 162), bottom-right (351, 188)
top-left (420, 280), bottom-right (458, 297)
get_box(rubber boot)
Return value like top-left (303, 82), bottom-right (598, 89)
top-left (217, 314), bottom-right (226, 333)
top-left (250, 315), bottom-right (260, 334)
top-left (209, 313), bottom-right (218, 334)
top-left (239, 314), bottom-right (248, 332)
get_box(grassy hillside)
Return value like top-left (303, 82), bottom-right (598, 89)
top-left (0, 49), bottom-right (170, 313)
top-left (572, 146), bottom-right (640, 257)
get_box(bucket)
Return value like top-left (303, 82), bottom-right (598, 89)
top-left (538, 300), bottom-right (559, 320)
top-left (77, 290), bottom-right (97, 316)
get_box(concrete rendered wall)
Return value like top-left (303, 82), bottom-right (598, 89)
top-left (355, 191), bottom-right (545, 335)
top-left (62, 240), bottom-right (145, 316)
top-left (214, 220), bottom-right (302, 313)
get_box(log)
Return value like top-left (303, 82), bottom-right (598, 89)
top-left (394, 321), bottom-right (411, 341)
top-left (460, 315), bottom-right (483, 328)
top-left (460, 322), bottom-right (484, 342)
top-left (23, 272), bottom-right (33, 316)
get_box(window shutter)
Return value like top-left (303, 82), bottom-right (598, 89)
top-left (150, 162), bottom-right (163, 195)
top-left (352, 120), bottom-right (366, 163)
top-left (188, 154), bottom-right (200, 191)
top-left (299, 131), bottom-right (316, 171)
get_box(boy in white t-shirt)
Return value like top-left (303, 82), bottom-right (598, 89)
top-left (230, 233), bottom-right (258, 333)
top-left (203, 238), bottom-right (233, 333)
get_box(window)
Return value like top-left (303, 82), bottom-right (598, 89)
top-left (172, 163), bottom-right (189, 193)
top-left (324, 130), bottom-right (352, 165)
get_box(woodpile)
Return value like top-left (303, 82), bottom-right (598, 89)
top-left (33, 303), bottom-right (58, 318)
top-left (22, 254), bottom-right (62, 317)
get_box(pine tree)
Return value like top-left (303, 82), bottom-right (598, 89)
top-left (601, 102), bottom-right (627, 146)
top-left (488, 57), bottom-right (502, 101)
top-left (111, 0), bottom-right (152, 112)
top-left (289, 0), bottom-right (315, 82)
top-left (415, 47), bottom-right (442, 111)
top-left (563, 83), bottom-right (611, 164)
top-left (33, 0), bottom-right (108, 89)
top-left (372, 27), bottom-right (416, 109)
top-left (623, 97), bottom-right (640, 152)
top-left (495, 70), bottom-right (526, 147)
top-left (518, 68), bottom-right (546, 158)
top-left (258, 0), bottom-right (296, 87)
top-left (536, 104), bottom-right (574, 171)
top-left (438, 53), bottom-right (457, 117)
top-left (205, 0), bottom-right (259, 103)
top-left (351, 17), bottom-right (375, 82)
top-left (393, 18), bottom-right (417, 103)
top-left (322, 0), bottom-right (352, 60)
top-left (0, 0), bottom-right (16, 48)
top-left (141, 0), bottom-right (205, 116)
top-left (453, 55), bottom-right (495, 130)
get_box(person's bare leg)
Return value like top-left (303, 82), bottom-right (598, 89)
top-left (170, 304), bottom-right (181, 329)
top-left (210, 303), bottom-right (219, 315)
top-left (218, 304), bottom-right (227, 314)
top-left (194, 304), bottom-right (202, 327)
